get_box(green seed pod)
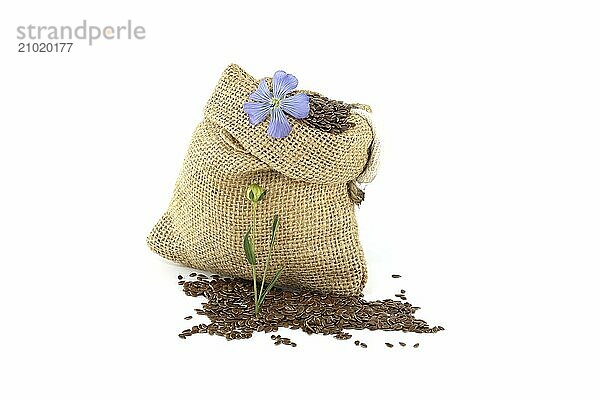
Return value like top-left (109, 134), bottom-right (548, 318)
top-left (246, 183), bottom-right (266, 203)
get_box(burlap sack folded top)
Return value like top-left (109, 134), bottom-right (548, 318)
top-left (148, 64), bottom-right (377, 295)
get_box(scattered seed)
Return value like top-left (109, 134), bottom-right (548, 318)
top-left (392, 274), bottom-right (401, 278)
top-left (176, 275), bottom-right (444, 345)
top-left (177, 275), bottom-right (183, 280)
top-left (189, 273), bottom-right (197, 277)
top-left (360, 343), bottom-right (367, 348)
top-left (354, 340), bottom-right (360, 346)
top-left (385, 342), bottom-right (394, 348)
top-left (334, 332), bottom-right (352, 340)
top-left (399, 342), bottom-right (406, 347)
top-left (413, 343), bottom-right (420, 348)
top-left (184, 316), bottom-right (193, 320)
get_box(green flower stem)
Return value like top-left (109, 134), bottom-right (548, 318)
top-left (258, 215), bottom-right (279, 312)
top-left (251, 202), bottom-right (258, 315)
top-left (258, 266), bottom-right (286, 306)
top-left (258, 241), bottom-right (272, 308)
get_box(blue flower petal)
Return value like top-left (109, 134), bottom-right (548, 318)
top-left (267, 107), bottom-right (292, 139)
top-left (249, 79), bottom-right (272, 103)
top-left (243, 101), bottom-right (270, 125)
top-left (272, 70), bottom-right (298, 99)
top-left (280, 93), bottom-right (310, 119)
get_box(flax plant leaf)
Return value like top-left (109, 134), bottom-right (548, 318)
top-left (270, 214), bottom-right (279, 248)
top-left (257, 215), bottom-right (281, 305)
top-left (243, 225), bottom-right (256, 265)
top-left (259, 266), bottom-right (286, 305)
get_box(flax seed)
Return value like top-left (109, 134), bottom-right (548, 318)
top-left (176, 275), bottom-right (444, 346)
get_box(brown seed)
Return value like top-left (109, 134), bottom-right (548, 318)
top-left (399, 342), bottom-right (406, 346)
top-left (177, 275), bottom-right (183, 280)
top-left (189, 273), bottom-right (197, 277)
top-left (385, 342), bottom-right (394, 348)
top-left (360, 343), bottom-right (367, 348)
top-left (184, 316), bottom-right (193, 320)
top-left (413, 343), bottom-right (420, 348)
top-left (354, 340), bottom-right (360, 346)
top-left (392, 274), bottom-right (401, 278)
top-left (300, 93), bottom-right (354, 134)
top-left (175, 275), bottom-right (443, 344)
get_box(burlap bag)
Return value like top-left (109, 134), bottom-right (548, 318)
top-left (147, 64), bottom-right (378, 295)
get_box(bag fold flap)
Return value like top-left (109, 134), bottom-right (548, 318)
top-left (204, 64), bottom-right (374, 185)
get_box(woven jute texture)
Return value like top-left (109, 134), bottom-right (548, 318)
top-left (147, 64), bottom-right (376, 295)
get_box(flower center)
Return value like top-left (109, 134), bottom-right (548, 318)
top-left (270, 97), bottom-right (281, 108)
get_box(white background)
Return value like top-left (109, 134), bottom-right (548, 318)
top-left (1, 1), bottom-right (599, 399)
